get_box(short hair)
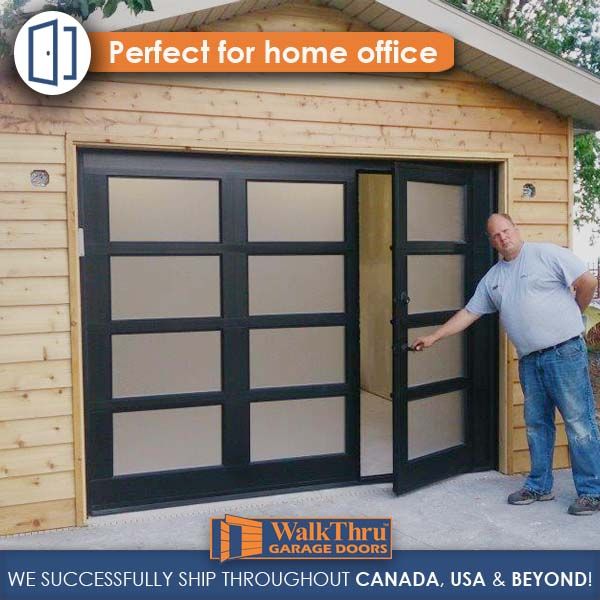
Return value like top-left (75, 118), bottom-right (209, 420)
top-left (487, 213), bottom-right (515, 226)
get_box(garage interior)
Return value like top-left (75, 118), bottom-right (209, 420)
top-left (359, 173), bottom-right (394, 477)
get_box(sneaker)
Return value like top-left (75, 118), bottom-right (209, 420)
top-left (567, 496), bottom-right (600, 516)
top-left (507, 487), bottom-right (554, 505)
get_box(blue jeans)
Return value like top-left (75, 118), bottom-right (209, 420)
top-left (518, 336), bottom-right (600, 498)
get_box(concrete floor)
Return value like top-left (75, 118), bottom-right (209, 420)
top-left (1, 468), bottom-right (598, 550)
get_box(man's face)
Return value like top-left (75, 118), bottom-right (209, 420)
top-left (487, 216), bottom-right (522, 257)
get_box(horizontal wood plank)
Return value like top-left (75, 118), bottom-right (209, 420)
top-left (89, 72), bottom-right (548, 111)
top-left (508, 359), bottom-right (519, 383)
top-left (511, 179), bottom-right (569, 203)
top-left (1, 104), bottom-right (568, 158)
top-left (0, 79), bottom-right (567, 135)
top-left (0, 277), bottom-right (69, 306)
top-left (0, 388), bottom-right (72, 420)
top-left (512, 381), bottom-right (524, 405)
top-left (0, 164), bottom-right (66, 193)
top-left (511, 202), bottom-right (568, 225)
top-left (0, 498), bottom-right (75, 535)
top-left (512, 405), bottom-right (564, 427)
top-left (198, 2), bottom-right (374, 32)
top-left (0, 250), bottom-right (68, 278)
top-left (0, 471), bottom-right (75, 507)
top-left (0, 332), bottom-right (71, 363)
top-left (0, 415), bottom-right (73, 451)
top-left (514, 424), bottom-right (567, 451)
top-left (0, 221), bottom-right (68, 249)
top-left (0, 193), bottom-right (67, 220)
top-left (512, 445), bottom-right (570, 473)
top-left (511, 156), bottom-right (568, 181)
top-left (518, 224), bottom-right (568, 245)
top-left (0, 305), bottom-right (70, 335)
top-left (0, 443), bottom-right (74, 478)
top-left (0, 134), bottom-right (65, 164)
top-left (0, 359), bottom-right (72, 393)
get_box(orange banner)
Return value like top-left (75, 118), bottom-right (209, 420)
top-left (89, 32), bottom-right (454, 73)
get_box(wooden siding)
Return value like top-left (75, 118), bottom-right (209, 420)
top-left (359, 174), bottom-right (393, 400)
top-left (0, 124), bottom-right (78, 534)
top-left (0, 9), bottom-right (572, 533)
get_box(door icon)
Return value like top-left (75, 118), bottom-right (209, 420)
top-left (28, 19), bottom-right (58, 85)
top-left (27, 17), bottom-right (79, 86)
top-left (15, 11), bottom-right (91, 95)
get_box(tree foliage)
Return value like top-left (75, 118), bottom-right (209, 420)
top-left (0, 0), bottom-right (153, 57)
top-left (445, 0), bottom-right (600, 237)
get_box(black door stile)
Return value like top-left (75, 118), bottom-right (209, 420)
top-left (79, 149), bottom-right (383, 514)
top-left (392, 162), bottom-right (498, 494)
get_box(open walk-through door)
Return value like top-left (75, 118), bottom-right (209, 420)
top-left (391, 162), bottom-right (498, 494)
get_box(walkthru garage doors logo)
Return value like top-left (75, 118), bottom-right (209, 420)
top-left (210, 515), bottom-right (392, 561)
top-left (14, 11), bottom-right (91, 95)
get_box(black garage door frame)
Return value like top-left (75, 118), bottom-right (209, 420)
top-left (79, 149), bottom-right (388, 514)
top-left (79, 149), bottom-right (497, 515)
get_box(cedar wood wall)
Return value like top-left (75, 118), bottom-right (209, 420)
top-left (0, 10), bottom-right (572, 534)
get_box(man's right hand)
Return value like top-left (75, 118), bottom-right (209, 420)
top-left (408, 308), bottom-right (480, 352)
top-left (411, 335), bottom-right (438, 351)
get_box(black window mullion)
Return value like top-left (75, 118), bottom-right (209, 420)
top-left (406, 310), bottom-right (459, 328)
top-left (109, 242), bottom-right (222, 255)
top-left (404, 242), bottom-right (467, 255)
top-left (407, 377), bottom-right (470, 401)
top-left (107, 391), bottom-right (225, 413)
top-left (221, 175), bottom-right (250, 468)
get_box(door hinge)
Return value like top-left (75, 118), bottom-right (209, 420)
top-left (78, 228), bottom-right (85, 257)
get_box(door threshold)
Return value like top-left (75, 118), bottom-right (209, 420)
top-left (89, 478), bottom-right (372, 517)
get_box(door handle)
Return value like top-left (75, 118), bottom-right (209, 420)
top-left (401, 343), bottom-right (416, 352)
top-left (400, 291), bottom-right (411, 305)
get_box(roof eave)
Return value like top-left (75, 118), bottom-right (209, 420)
top-left (380, 0), bottom-right (600, 124)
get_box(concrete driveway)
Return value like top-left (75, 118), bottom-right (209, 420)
top-left (0, 469), bottom-right (597, 550)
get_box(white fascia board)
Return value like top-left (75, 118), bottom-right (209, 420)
top-left (379, 0), bottom-right (600, 107)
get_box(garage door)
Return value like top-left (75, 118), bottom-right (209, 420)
top-left (79, 150), bottom-right (363, 514)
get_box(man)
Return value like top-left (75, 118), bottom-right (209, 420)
top-left (412, 213), bottom-right (600, 516)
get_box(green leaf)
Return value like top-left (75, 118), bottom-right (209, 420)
top-left (102, 0), bottom-right (119, 18)
top-left (79, 0), bottom-right (89, 19)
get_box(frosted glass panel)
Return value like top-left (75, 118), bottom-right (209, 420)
top-left (112, 331), bottom-right (221, 397)
top-left (407, 255), bottom-right (464, 314)
top-left (360, 391), bottom-right (393, 476)
top-left (109, 178), bottom-right (219, 241)
top-left (111, 256), bottom-right (220, 319)
top-left (113, 406), bottom-right (221, 475)
top-left (251, 397), bottom-right (345, 461)
top-left (247, 182), bottom-right (344, 241)
top-left (250, 327), bottom-right (345, 388)
top-left (408, 392), bottom-right (464, 459)
top-left (408, 326), bottom-right (464, 386)
top-left (249, 255), bottom-right (344, 315)
top-left (407, 182), bottom-right (464, 241)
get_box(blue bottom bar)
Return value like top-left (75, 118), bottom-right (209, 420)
top-left (0, 551), bottom-right (599, 599)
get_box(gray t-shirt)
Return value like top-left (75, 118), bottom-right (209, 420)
top-left (465, 242), bottom-right (587, 358)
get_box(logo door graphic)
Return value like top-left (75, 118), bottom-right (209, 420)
top-left (214, 515), bottom-right (264, 562)
top-left (28, 19), bottom-right (58, 85)
top-left (15, 11), bottom-right (91, 95)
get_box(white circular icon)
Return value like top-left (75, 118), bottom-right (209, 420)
top-left (13, 11), bottom-right (91, 95)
